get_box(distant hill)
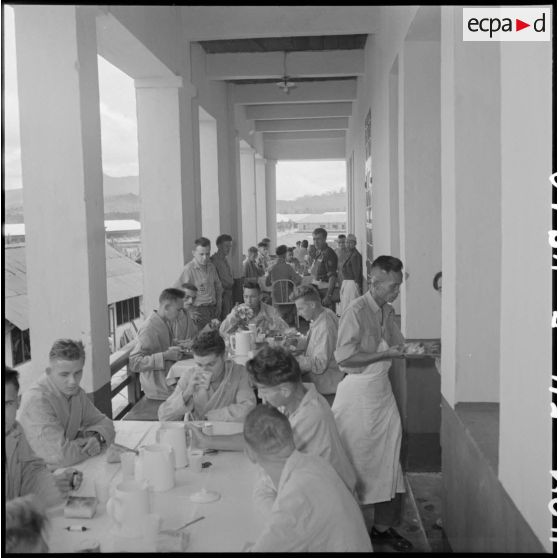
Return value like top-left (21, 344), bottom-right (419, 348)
top-left (276, 189), bottom-right (346, 214)
top-left (4, 175), bottom-right (141, 223)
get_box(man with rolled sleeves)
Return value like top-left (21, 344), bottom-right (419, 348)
top-left (175, 237), bottom-right (223, 329)
top-left (309, 227), bottom-right (338, 310)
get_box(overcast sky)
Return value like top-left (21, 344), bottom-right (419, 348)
top-left (4, 6), bottom-right (345, 199)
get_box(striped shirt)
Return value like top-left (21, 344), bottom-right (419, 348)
top-left (174, 259), bottom-right (223, 306)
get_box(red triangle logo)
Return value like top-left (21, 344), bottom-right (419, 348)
top-left (516, 18), bottom-right (530, 31)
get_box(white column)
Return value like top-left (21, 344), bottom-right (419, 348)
top-left (255, 155), bottom-right (267, 242)
top-left (440, 7), bottom-right (501, 405)
top-left (398, 41), bottom-right (441, 339)
top-left (198, 110), bottom-right (220, 245)
top-left (265, 159), bottom-right (277, 250)
top-left (13, 5), bottom-right (111, 413)
top-left (498, 39), bottom-right (552, 552)
top-left (239, 144), bottom-right (257, 254)
top-left (135, 77), bottom-right (200, 313)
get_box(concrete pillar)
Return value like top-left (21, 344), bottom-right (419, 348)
top-left (198, 107), bottom-right (220, 246)
top-left (13, 5), bottom-right (111, 413)
top-left (497, 39), bottom-right (552, 552)
top-left (440, 7), bottom-right (501, 405)
top-left (239, 143), bottom-right (257, 254)
top-left (255, 155), bottom-right (267, 243)
top-left (218, 87), bottom-right (243, 276)
top-left (265, 159), bottom-right (277, 250)
top-left (398, 41), bottom-right (441, 339)
top-left (135, 77), bottom-right (200, 313)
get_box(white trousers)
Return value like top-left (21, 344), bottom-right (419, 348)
top-left (339, 280), bottom-right (360, 316)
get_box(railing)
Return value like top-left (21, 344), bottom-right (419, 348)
top-left (109, 339), bottom-right (142, 420)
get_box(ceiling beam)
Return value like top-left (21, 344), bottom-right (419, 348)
top-left (264, 130), bottom-right (345, 140)
top-left (255, 118), bottom-right (349, 132)
top-left (246, 102), bottom-right (353, 120)
top-left (232, 79), bottom-right (357, 105)
top-left (206, 50), bottom-right (364, 80)
top-left (181, 6), bottom-right (380, 40)
top-left (264, 137), bottom-right (346, 161)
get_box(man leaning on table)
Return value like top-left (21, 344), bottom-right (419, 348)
top-left (243, 405), bottom-right (372, 553)
top-left (174, 236), bottom-right (223, 329)
top-left (158, 330), bottom-right (256, 422)
top-left (18, 339), bottom-right (115, 468)
top-left (129, 288), bottom-right (186, 401)
top-left (292, 285), bottom-right (344, 406)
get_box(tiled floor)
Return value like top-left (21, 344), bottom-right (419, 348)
top-left (406, 473), bottom-right (452, 553)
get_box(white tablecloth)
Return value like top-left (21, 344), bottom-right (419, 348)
top-left (46, 421), bottom-right (263, 553)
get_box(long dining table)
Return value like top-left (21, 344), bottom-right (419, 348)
top-left (46, 420), bottom-right (264, 553)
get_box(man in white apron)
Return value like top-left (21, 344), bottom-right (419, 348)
top-left (332, 255), bottom-right (412, 552)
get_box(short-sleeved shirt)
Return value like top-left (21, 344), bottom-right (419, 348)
top-left (265, 260), bottom-right (302, 286)
top-left (310, 245), bottom-right (338, 284)
top-left (335, 291), bottom-right (404, 373)
top-left (174, 259), bottom-right (223, 306)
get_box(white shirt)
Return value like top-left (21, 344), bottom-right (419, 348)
top-left (251, 450), bottom-right (372, 553)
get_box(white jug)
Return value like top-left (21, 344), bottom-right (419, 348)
top-left (135, 443), bottom-right (175, 492)
top-left (107, 480), bottom-right (150, 537)
top-left (230, 330), bottom-right (253, 356)
top-left (156, 422), bottom-right (188, 469)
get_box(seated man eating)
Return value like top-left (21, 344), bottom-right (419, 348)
top-left (158, 330), bottom-right (256, 422)
top-left (18, 339), bottom-right (115, 468)
top-left (244, 405), bottom-right (372, 553)
top-left (219, 281), bottom-right (289, 339)
top-left (5, 368), bottom-right (81, 509)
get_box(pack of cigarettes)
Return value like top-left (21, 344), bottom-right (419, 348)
top-left (64, 496), bottom-right (97, 519)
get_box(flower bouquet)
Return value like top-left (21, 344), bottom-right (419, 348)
top-left (233, 303), bottom-right (255, 330)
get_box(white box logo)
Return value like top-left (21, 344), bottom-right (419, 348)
top-left (463, 7), bottom-right (551, 41)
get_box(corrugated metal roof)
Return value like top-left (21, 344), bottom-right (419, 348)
top-left (297, 212), bottom-right (346, 224)
top-left (4, 244), bottom-right (143, 331)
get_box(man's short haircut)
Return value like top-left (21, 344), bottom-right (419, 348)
top-left (246, 346), bottom-right (301, 386)
top-left (313, 227), bottom-right (327, 239)
top-left (181, 283), bottom-right (198, 292)
top-left (262, 237), bottom-right (271, 245)
top-left (296, 241), bottom-right (301, 247)
top-left (216, 234), bottom-right (232, 246)
top-left (191, 330), bottom-right (226, 357)
top-left (292, 284), bottom-right (321, 303)
top-left (301, 240), bottom-right (309, 248)
top-left (243, 280), bottom-right (261, 292)
top-left (371, 255), bottom-right (403, 275)
top-left (286, 247), bottom-right (294, 254)
top-left (248, 246), bottom-right (258, 254)
top-left (5, 495), bottom-right (48, 553)
top-left (243, 404), bottom-right (294, 455)
top-left (194, 236), bottom-right (211, 248)
top-left (257, 241), bottom-right (267, 248)
top-left (5, 367), bottom-right (20, 391)
top-left (159, 288), bottom-right (185, 305)
top-left (49, 339), bottom-right (85, 362)
top-left (275, 244), bottom-right (287, 257)
top-left (337, 234), bottom-right (346, 240)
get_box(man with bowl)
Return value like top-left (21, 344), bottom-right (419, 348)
top-left (219, 281), bottom-right (289, 340)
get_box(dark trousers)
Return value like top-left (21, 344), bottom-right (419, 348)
top-left (221, 289), bottom-right (233, 320)
top-left (374, 493), bottom-right (403, 527)
top-left (196, 305), bottom-right (217, 329)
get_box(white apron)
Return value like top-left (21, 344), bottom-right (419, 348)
top-left (332, 338), bottom-right (405, 505)
top-left (339, 280), bottom-right (360, 316)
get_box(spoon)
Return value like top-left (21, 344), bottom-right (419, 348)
top-left (171, 516), bottom-right (205, 532)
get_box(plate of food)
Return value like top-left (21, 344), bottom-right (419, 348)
top-left (403, 341), bottom-right (441, 358)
